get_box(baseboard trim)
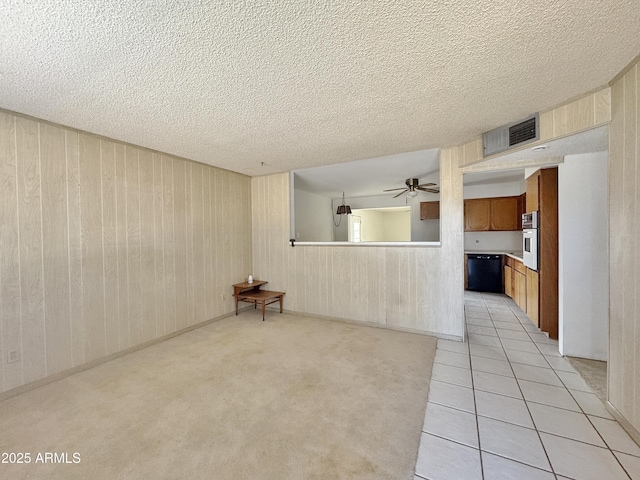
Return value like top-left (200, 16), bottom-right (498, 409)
top-left (0, 310), bottom-right (242, 403)
top-left (273, 308), bottom-right (463, 341)
top-left (606, 401), bottom-right (640, 447)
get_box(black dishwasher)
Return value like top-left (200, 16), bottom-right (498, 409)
top-left (467, 254), bottom-right (503, 293)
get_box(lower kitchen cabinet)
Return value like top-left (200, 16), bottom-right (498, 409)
top-left (504, 265), bottom-right (512, 298)
top-left (504, 257), bottom-right (527, 313)
top-left (526, 268), bottom-right (539, 327)
top-left (514, 270), bottom-right (526, 311)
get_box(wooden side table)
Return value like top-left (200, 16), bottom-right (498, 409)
top-left (232, 280), bottom-right (285, 321)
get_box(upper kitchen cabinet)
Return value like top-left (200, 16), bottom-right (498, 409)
top-left (420, 201), bottom-right (440, 220)
top-left (490, 197), bottom-right (519, 230)
top-left (526, 171), bottom-right (540, 212)
top-left (464, 196), bottom-right (520, 231)
top-left (464, 198), bottom-right (491, 230)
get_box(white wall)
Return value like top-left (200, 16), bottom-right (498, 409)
top-left (384, 210), bottom-right (411, 241)
top-left (464, 231), bottom-right (523, 252)
top-left (463, 180), bottom-right (525, 200)
top-left (558, 152), bottom-right (609, 361)
top-left (294, 189), bottom-right (334, 242)
top-left (333, 192), bottom-right (439, 242)
top-left (350, 209), bottom-right (411, 242)
top-left (352, 210), bottom-right (384, 241)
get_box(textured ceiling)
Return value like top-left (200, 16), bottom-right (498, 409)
top-left (1, 1), bottom-right (638, 177)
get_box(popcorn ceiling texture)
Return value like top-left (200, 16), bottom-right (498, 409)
top-left (0, 1), bottom-right (638, 176)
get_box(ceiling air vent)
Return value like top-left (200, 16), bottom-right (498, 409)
top-left (482, 113), bottom-right (539, 157)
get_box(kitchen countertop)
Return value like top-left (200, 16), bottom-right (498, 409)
top-left (465, 250), bottom-right (524, 262)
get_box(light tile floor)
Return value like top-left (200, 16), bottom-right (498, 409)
top-left (415, 291), bottom-right (640, 480)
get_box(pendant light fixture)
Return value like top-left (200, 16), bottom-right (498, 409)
top-left (335, 192), bottom-right (352, 215)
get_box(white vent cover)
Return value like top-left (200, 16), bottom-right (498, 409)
top-left (482, 114), bottom-right (539, 157)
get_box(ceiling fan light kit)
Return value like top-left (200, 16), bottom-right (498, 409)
top-left (383, 178), bottom-right (439, 198)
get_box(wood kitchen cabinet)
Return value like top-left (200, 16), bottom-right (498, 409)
top-left (525, 167), bottom-right (558, 338)
top-left (464, 196), bottom-right (520, 231)
top-left (504, 264), bottom-right (512, 298)
top-left (526, 268), bottom-right (539, 327)
top-left (490, 197), bottom-right (519, 230)
top-left (464, 198), bottom-right (491, 231)
top-left (504, 256), bottom-right (527, 312)
top-left (420, 201), bottom-right (440, 220)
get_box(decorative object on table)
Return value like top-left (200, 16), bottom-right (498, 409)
top-left (248, 275), bottom-right (253, 284)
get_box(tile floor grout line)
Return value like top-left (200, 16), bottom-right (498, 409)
top-left (471, 296), bottom-right (488, 480)
top-left (483, 294), bottom-right (559, 479)
top-left (486, 293), bottom-right (638, 479)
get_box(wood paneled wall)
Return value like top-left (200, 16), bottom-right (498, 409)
top-left (251, 148), bottom-right (464, 337)
top-left (458, 87), bottom-right (612, 168)
top-left (0, 110), bottom-right (252, 394)
top-left (609, 59), bottom-right (640, 436)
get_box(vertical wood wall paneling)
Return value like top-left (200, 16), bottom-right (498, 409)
top-left (100, 139), bottom-right (119, 355)
top-left (192, 163), bottom-right (205, 325)
top-left (0, 110), bottom-right (253, 395)
top-left (608, 69), bottom-right (625, 409)
top-left (16, 117), bottom-right (46, 383)
top-left (222, 171), bottom-right (232, 304)
top-left (0, 112), bottom-right (21, 390)
top-left (211, 168), bottom-right (220, 318)
top-left (184, 163), bottom-right (194, 326)
top-left (41, 123), bottom-right (72, 374)
top-left (621, 65), bottom-right (636, 420)
top-left (250, 170), bottom-right (464, 337)
top-left (114, 143), bottom-right (129, 350)
top-left (162, 155), bottom-right (176, 334)
top-left (202, 166), bottom-right (213, 320)
top-left (609, 60), bottom-right (640, 434)
top-left (125, 146), bottom-right (142, 346)
top-left (152, 153), bottom-right (166, 336)
top-left (138, 149), bottom-right (156, 341)
top-left (65, 130), bottom-right (84, 365)
top-left (173, 160), bottom-right (188, 330)
top-left (79, 133), bottom-right (105, 362)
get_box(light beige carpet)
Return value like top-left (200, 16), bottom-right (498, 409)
top-left (0, 311), bottom-right (436, 479)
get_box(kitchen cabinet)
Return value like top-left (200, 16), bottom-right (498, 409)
top-left (490, 197), bottom-right (519, 230)
top-left (517, 193), bottom-right (526, 230)
top-left (526, 268), bottom-right (539, 327)
top-left (464, 198), bottom-right (491, 231)
top-left (464, 196), bottom-right (520, 231)
top-left (504, 264), bottom-right (512, 298)
top-left (526, 167), bottom-right (558, 338)
top-left (420, 201), bottom-right (440, 220)
top-left (526, 171), bottom-right (540, 212)
top-left (504, 256), bottom-right (527, 312)
top-left (515, 271), bottom-right (526, 311)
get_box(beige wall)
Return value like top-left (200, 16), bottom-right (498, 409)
top-left (609, 59), bottom-right (640, 436)
top-left (0, 110), bottom-right (252, 394)
top-left (251, 148), bottom-right (464, 337)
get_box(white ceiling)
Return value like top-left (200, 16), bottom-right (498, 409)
top-left (294, 148), bottom-right (440, 198)
top-left (1, 1), bottom-right (638, 177)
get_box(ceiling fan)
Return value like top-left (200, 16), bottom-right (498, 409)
top-left (383, 178), bottom-right (439, 198)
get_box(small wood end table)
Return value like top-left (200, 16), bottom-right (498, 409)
top-left (232, 280), bottom-right (285, 321)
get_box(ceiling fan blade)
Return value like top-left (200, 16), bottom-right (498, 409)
top-left (383, 187), bottom-right (407, 192)
top-left (417, 183), bottom-right (436, 187)
top-left (417, 187), bottom-right (440, 193)
top-left (393, 189), bottom-right (408, 198)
